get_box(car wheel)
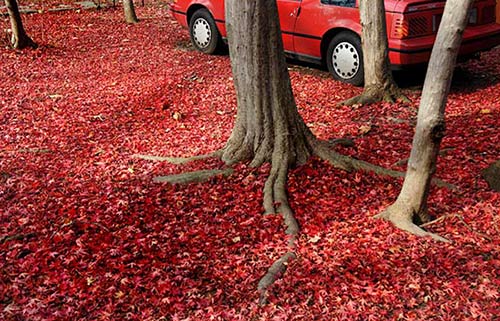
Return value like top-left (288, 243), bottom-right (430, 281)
top-left (326, 32), bottom-right (364, 86)
top-left (189, 9), bottom-right (223, 54)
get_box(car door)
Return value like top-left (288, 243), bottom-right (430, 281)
top-left (293, 0), bottom-right (359, 58)
top-left (277, 0), bottom-right (303, 52)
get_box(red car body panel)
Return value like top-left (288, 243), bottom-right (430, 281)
top-left (171, 0), bottom-right (500, 68)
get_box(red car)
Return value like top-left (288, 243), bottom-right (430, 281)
top-left (171, 0), bottom-right (500, 85)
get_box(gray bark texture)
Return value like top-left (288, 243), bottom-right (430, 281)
top-left (123, 0), bottom-right (138, 23)
top-left (4, 0), bottom-right (36, 49)
top-left (223, 0), bottom-right (351, 303)
top-left (342, 0), bottom-right (405, 105)
top-left (378, 0), bottom-right (474, 242)
top-left (223, 0), bottom-right (312, 169)
top-left (224, 0), bottom-right (350, 217)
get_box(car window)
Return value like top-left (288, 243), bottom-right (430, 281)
top-left (320, 0), bottom-right (356, 7)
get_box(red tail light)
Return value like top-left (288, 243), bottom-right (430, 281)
top-left (391, 15), bottom-right (433, 39)
top-left (391, 16), bottom-right (409, 39)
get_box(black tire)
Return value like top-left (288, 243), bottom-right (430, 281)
top-left (326, 32), bottom-right (364, 86)
top-left (189, 9), bottom-right (224, 54)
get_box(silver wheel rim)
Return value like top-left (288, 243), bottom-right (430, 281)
top-left (192, 18), bottom-right (211, 48)
top-left (332, 41), bottom-right (360, 80)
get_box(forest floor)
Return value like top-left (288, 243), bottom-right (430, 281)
top-left (1, 2), bottom-right (499, 320)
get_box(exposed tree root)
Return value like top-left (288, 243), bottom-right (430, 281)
top-left (132, 150), bottom-right (223, 165)
top-left (1, 148), bottom-right (51, 154)
top-left (0, 232), bottom-right (36, 244)
top-left (339, 86), bottom-right (410, 107)
top-left (307, 142), bottom-right (456, 190)
top-left (327, 138), bottom-right (355, 148)
top-left (339, 94), bottom-right (379, 106)
top-left (310, 140), bottom-right (354, 172)
top-left (376, 203), bottom-right (450, 243)
top-left (136, 140), bottom-right (455, 302)
top-left (345, 156), bottom-right (457, 190)
top-left (257, 251), bottom-right (296, 305)
top-left (153, 168), bottom-right (233, 184)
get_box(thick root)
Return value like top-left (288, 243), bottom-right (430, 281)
top-left (328, 138), bottom-right (355, 148)
top-left (258, 251), bottom-right (296, 305)
top-left (153, 168), bottom-right (233, 184)
top-left (132, 150), bottom-right (223, 165)
top-left (339, 94), bottom-right (378, 107)
top-left (338, 155), bottom-right (457, 190)
top-left (311, 140), bottom-right (456, 189)
top-left (310, 140), bottom-right (353, 172)
top-left (376, 203), bottom-right (450, 243)
top-left (259, 152), bottom-right (300, 304)
top-left (339, 87), bottom-right (410, 106)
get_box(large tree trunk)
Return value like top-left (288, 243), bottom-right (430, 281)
top-left (123, 0), bottom-right (138, 24)
top-left (222, 1), bottom-right (312, 167)
top-left (341, 0), bottom-right (405, 106)
top-left (4, 0), bottom-right (37, 49)
top-left (378, 0), bottom-right (474, 241)
top-left (223, 0), bottom-right (351, 302)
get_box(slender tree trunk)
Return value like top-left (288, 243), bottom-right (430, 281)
top-left (377, 0), bottom-right (474, 242)
top-left (341, 0), bottom-right (406, 106)
top-left (123, 0), bottom-right (138, 24)
top-left (4, 0), bottom-right (37, 49)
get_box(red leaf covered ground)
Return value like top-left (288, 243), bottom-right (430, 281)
top-left (1, 2), bottom-right (499, 320)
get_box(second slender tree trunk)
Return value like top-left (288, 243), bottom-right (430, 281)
top-left (123, 0), bottom-right (138, 24)
top-left (4, 0), bottom-right (37, 49)
top-left (341, 0), bottom-right (405, 105)
top-left (360, 0), bottom-right (394, 96)
top-left (378, 0), bottom-right (474, 241)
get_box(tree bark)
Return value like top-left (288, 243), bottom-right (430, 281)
top-left (123, 0), bottom-right (138, 24)
top-left (224, 0), bottom-right (351, 302)
top-left (378, 0), bottom-right (474, 242)
top-left (223, 0), bottom-right (312, 170)
top-left (341, 0), bottom-right (405, 106)
top-left (4, 0), bottom-right (37, 49)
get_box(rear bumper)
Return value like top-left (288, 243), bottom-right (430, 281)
top-left (389, 23), bottom-right (500, 66)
